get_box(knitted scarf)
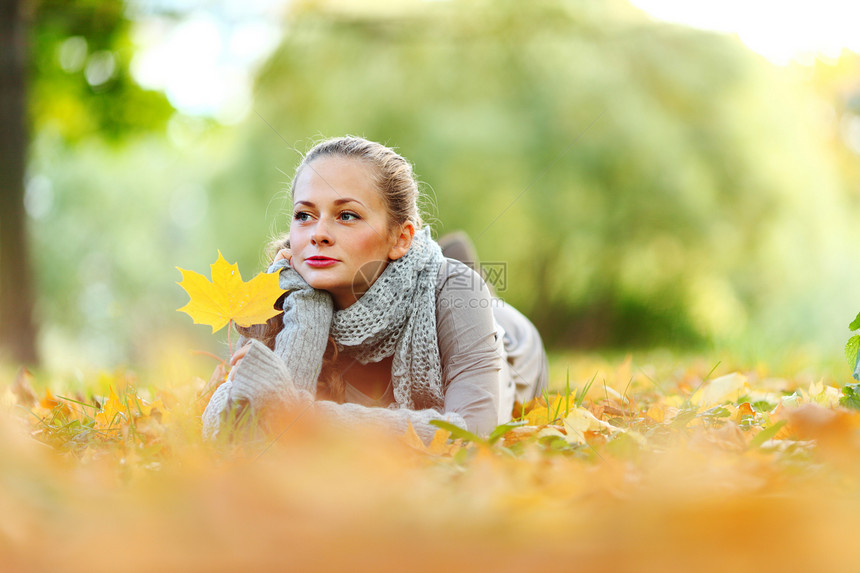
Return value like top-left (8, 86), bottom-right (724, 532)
top-left (267, 228), bottom-right (445, 410)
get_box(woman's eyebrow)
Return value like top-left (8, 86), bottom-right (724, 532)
top-left (294, 198), bottom-right (365, 208)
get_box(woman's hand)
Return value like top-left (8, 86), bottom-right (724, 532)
top-left (273, 246), bottom-right (292, 266)
top-left (228, 341), bottom-right (253, 376)
top-left (200, 340), bottom-right (252, 399)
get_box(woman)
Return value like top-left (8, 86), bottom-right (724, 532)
top-left (203, 136), bottom-right (548, 443)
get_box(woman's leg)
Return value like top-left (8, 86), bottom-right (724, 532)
top-left (494, 321), bottom-right (516, 424)
top-left (439, 230), bottom-right (479, 269)
top-left (493, 301), bottom-right (549, 404)
top-left (440, 229), bottom-right (549, 406)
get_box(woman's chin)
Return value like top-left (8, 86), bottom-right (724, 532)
top-left (301, 273), bottom-right (346, 294)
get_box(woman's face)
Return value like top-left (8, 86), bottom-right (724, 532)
top-left (289, 156), bottom-right (414, 309)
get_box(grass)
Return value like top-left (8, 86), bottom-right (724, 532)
top-left (2, 348), bottom-right (860, 572)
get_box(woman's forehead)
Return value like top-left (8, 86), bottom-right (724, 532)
top-left (293, 156), bottom-right (383, 207)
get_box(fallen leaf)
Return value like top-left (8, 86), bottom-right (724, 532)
top-left (691, 372), bottom-right (749, 409)
top-left (401, 422), bottom-right (426, 450)
top-left (11, 368), bottom-right (36, 408)
top-left (500, 425), bottom-right (542, 445)
top-left (693, 423), bottom-right (746, 451)
top-left (39, 387), bottom-right (59, 410)
top-left (95, 386), bottom-right (126, 429)
top-left (427, 427), bottom-right (456, 455)
top-left (562, 407), bottom-right (619, 445)
top-left (735, 402), bottom-right (755, 423)
top-left (646, 403), bottom-right (667, 423)
top-left (788, 403), bottom-right (860, 450)
top-left (536, 426), bottom-right (567, 440)
top-left (523, 395), bottom-right (567, 425)
top-left (401, 423), bottom-right (458, 455)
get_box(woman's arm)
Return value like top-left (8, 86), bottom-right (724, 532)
top-left (202, 339), bottom-right (467, 443)
top-left (313, 260), bottom-right (506, 442)
top-left (434, 258), bottom-right (507, 435)
top-left (202, 259), bottom-right (332, 438)
top-left (201, 260), bottom-right (503, 444)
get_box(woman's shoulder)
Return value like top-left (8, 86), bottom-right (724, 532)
top-left (434, 257), bottom-right (489, 295)
top-left (434, 258), bottom-right (497, 319)
top-left (432, 257), bottom-right (503, 420)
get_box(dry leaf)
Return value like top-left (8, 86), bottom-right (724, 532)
top-left (691, 372), bottom-right (749, 409)
top-left (736, 402), bottom-right (755, 423)
top-left (37, 387), bottom-right (72, 418)
top-left (176, 251), bottom-right (286, 333)
top-left (563, 407), bottom-right (619, 445)
top-left (401, 422), bottom-right (458, 455)
top-left (11, 367), bottom-right (36, 408)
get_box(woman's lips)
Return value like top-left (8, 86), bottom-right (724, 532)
top-left (304, 256), bottom-right (339, 268)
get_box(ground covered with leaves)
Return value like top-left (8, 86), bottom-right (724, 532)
top-left (3, 351), bottom-right (860, 572)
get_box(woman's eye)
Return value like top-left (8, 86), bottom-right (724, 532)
top-left (340, 211), bottom-right (360, 221)
top-left (293, 211), bottom-right (311, 222)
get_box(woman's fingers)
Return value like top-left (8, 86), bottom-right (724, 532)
top-left (273, 247), bottom-right (292, 263)
top-left (230, 342), bottom-right (251, 367)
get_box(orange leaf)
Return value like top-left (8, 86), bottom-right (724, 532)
top-left (736, 402), bottom-right (755, 423)
top-left (95, 386), bottom-right (126, 429)
top-left (11, 367), bottom-right (36, 407)
top-left (426, 427), bottom-right (455, 455)
top-left (39, 388), bottom-right (71, 418)
top-left (401, 423), bottom-right (458, 456)
top-left (40, 387), bottom-right (60, 410)
top-left (176, 251), bottom-right (287, 333)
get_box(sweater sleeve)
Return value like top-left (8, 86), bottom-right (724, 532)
top-left (434, 259), bottom-right (506, 435)
top-left (200, 260), bottom-right (501, 445)
top-left (307, 260), bottom-right (502, 444)
top-left (492, 300), bottom-right (549, 403)
top-left (201, 338), bottom-right (467, 444)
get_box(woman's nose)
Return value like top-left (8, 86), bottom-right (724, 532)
top-left (310, 219), bottom-right (333, 245)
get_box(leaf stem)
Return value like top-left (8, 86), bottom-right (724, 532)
top-left (228, 319), bottom-right (234, 356)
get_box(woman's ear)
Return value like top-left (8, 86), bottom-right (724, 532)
top-left (388, 221), bottom-right (415, 260)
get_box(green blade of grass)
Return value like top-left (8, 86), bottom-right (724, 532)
top-left (429, 420), bottom-right (485, 445)
top-left (576, 373), bottom-right (597, 408)
top-left (57, 395), bottom-right (99, 410)
top-left (749, 420), bottom-right (787, 449)
top-left (564, 369), bottom-right (571, 417)
top-left (487, 420), bottom-right (528, 445)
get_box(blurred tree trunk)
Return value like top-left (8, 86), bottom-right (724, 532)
top-left (0, 0), bottom-right (38, 364)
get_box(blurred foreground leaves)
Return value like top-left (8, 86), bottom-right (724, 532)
top-left (5, 355), bottom-right (860, 572)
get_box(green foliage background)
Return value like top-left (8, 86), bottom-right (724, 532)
top-left (22, 0), bottom-right (860, 369)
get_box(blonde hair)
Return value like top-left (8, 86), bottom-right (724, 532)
top-left (293, 135), bottom-right (424, 231)
top-left (239, 136), bottom-right (425, 403)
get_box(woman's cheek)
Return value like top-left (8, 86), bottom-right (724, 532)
top-left (293, 263), bottom-right (314, 285)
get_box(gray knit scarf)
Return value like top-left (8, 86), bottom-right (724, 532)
top-left (267, 228), bottom-right (445, 410)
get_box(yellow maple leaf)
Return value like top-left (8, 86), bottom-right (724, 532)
top-left (176, 251), bottom-right (287, 333)
top-left (523, 395), bottom-right (567, 426)
top-left (400, 423), bottom-right (458, 456)
top-left (95, 386), bottom-right (126, 428)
